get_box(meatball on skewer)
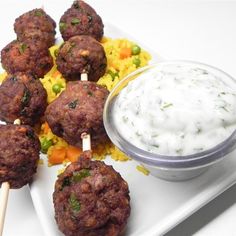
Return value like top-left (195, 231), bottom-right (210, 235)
top-left (54, 128), bottom-right (130, 236)
top-left (0, 123), bottom-right (40, 234)
top-left (1, 39), bottom-right (53, 78)
top-left (56, 35), bottom-right (107, 82)
top-left (59, 0), bottom-right (104, 41)
top-left (14, 8), bottom-right (56, 48)
top-left (46, 80), bottom-right (109, 148)
top-left (0, 73), bottom-right (47, 126)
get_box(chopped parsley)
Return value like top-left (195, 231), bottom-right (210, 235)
top-left (71, 18), bottom-right (80, 25)
top-left (21, 89), bottom-right (30, 105)
top-left (72, 169), bottom-right (90, 182)
top-left (87, 91), bottom-right (93, 96)
top-left (34, 10), bottom-right (43, 16)
top-left (26, 130), bottom-right (35, 140)
top-left (68, 99), bottom-right (79, 109)
top-left (61, 177), bottom-right (71, 190)
top-left (162, 103), bottom-right (173, 109)
top-left (59, 22), bottom-right (67, 31)
top-left (69, 193), bottom-right (81, 212)
top-left (19, 43), bottom-right (27, 54)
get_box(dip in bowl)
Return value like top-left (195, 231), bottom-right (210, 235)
top-left (103, 61), bottom-right (236, 181)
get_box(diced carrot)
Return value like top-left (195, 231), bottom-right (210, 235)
top-left (18, 127), bottom-right (27, 132)
top-left (48, 147), bottom-right (66, 165)
top-left (43, 122), bottom-right (50, 134)
top-left (120, 48), bottom-right (131, 59)
top-left (66, 145), bottom-right (82, 162)
top-left (52, 70), bottom-right (61, 78)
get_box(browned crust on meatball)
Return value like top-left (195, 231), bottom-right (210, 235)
top-left (14, 8), bottom-right (56, 48)
top-left (59, 0), bottom-right (104, 41)
top-left (0, 73), bottom-right (47, 125)
top-left (0, 124), bottom-right (40, 189)
top-left (53, 153), bottom-right (130, 236)
top-left (1, 40), bottom-right (53, 78)
top-left (45, 81), bottom-right (109, 148)
top-left (56, 35), bottom-right (107, 82)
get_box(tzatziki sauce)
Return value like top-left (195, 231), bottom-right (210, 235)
top-left (113, 62), bottom-right (236, 156)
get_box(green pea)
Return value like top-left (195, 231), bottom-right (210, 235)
top-left (52, 84), bottom-right (62, 94)
top-left (133, 58), bottom-right (141, 67)
top-left (41, 138), bottom-right (53, 154)
top-left (131, 45), bottom-right (141, 55)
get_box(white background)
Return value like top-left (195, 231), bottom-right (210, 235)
top-left (1, 0), bottom-right (236, 235)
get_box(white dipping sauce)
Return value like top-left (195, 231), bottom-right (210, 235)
top-left (113, 62), bottom-right (236, 156)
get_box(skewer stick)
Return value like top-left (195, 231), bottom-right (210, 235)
top-left (81, 73), bottom-right (88, 81)
top-left (80, 72), bottom-right (91, 152)
top-left (0, 119), bottom-right (21, 236)
top-left (81, 132), bottom-right (91, 151)
top-left (0, 182), bottom-right (10, 236)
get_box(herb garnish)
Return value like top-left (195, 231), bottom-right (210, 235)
top-left (61, 177), bottom-right (71, 190)
top-left (87, 91), bottom-right (93, 96)
top-left (71, 18), bottom-right (80, 25)
top-left (69, 193), bottom-right (81, 212)
top-left (59, 22), bottom-right (67, 31)
top-left (19, 43), bottom-right (27, 54)
top-left (34, 10), bottom-right (43, 16)
top-left (72, 169), bottom-right (90, 182)
top-left (21, 89), bottom-right (30, 105)
top-left (26, 130), bottom-right (35, 140)
top-left (162, 103), bottom-right (173, 109)
top-left (68, 99), bottom-right (79, 109)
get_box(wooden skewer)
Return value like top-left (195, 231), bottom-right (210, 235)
top-left (81, 73), bottom-right (88, 81)
top-left (81, 132), bottom-right (91, 151)
top-left (80, 73), bottom-right (91, 152)
top-left (0, 119), bottom-right (21, 236)
top-left (0, 182), bottom-right (9, 236)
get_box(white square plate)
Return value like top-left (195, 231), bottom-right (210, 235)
top-left (29, 24), bottom-right (236, 236)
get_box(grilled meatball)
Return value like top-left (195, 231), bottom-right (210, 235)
top-left (53, 152), bottom-right (131, 236)
top-left (56, 35), bottom-right (107, 82)
top-left (59, 0), bottom-right (104, 41)
top-left (0, 124), bottom-right (40, 189)
top-left (1, 39), bottom-right (53, 78)
top-left (14, 8), bottom-right (56, 48)
top-left (46, 81), bottom-right (108, 148)
top-left (0, 73), bottom-right (47, 125)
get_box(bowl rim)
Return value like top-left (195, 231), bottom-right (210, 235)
top-left (103, 60), bottom-right (236, 169)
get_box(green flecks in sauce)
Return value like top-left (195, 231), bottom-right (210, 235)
top-left (113, 63), bottom-right (236, 156)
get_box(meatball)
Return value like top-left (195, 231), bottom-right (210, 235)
top-left (14, 8), bottom-right (56, 48)
top-left (46, 81), bottom-right (109, 148)
top-left (1, 39), bottom-right (53, 78)
top-left (0, 124), bottom-right (40, 189)
top-left (53, 151), bottom-right (131, 236)
top-left (59, 0), bottom-right (104, 41)
top-left (0, 73), bottom-right (47, 125)
top-left (56, 35), bottom-right (107, 82)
